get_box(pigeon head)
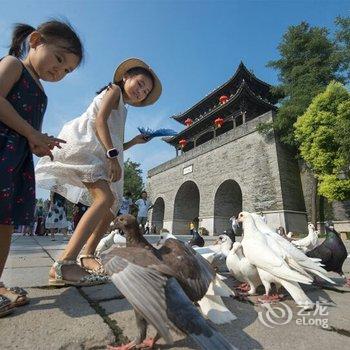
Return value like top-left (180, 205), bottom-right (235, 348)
top-left (115, 214), bottom-right (139, 233)
top-left (156, 232), bottom-right (176, 246)
top-left (325, 221), bottom-right (334, 229)
top-left (308, 223), bottom-right (315, 230)
top-left (237, 211), bottom-right (252, 223)
top-left (215, 234), bottom-right (233, 250)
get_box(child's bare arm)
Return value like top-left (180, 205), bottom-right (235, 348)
top-left (95, 84), bottom-right (120, 151)
top-left (0, 56), bottom-right (65, 159)
top-left (0, 56), bottom-right (35, 138)
top-left (95, 84), bottom-right (122, 182)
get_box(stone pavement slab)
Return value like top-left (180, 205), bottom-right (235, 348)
top-left (81, 282), bottom-right (123, 302)
top-left (0, 287), bottom-right (114, 350)
top-left (2, 266), bottom-right (52, 287)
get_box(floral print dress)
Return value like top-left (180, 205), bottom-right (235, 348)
top-left (0, 58), bottom-right (47, 225)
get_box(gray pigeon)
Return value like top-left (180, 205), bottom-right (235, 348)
top-left (307, 223), bottom-right (348, 285)
top-left (101, 214), bottom-right (238, 350)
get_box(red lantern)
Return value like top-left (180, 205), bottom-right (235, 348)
top-left (179, 139), bottom-right (187, 148)
top-left (185, 118), bottom-right (193, 127)
top-left (214, 117), bottom-right (224, 128)
top-left (219, 95), bottom-right (228, 104)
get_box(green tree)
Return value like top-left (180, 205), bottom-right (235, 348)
top-left (294, 81), bottom-right (350, 201)
top-left (334, 16), bottom-right (350, 81)
top-left (266, 20), bottom-right (346, 148)
top-left (124, 159), bottom-right (144, 201)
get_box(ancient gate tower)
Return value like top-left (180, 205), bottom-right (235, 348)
top-left (147, 62), bottom-right (307, 235)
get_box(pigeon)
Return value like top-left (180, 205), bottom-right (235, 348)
top-left (238, 211), bottom-right (315, 308)
top-left (95, 230), bottom-right (126, 256)
top-left (251, 213), bottom-right (334, 285)
top-left (292, 223), bottom-right (319, 252)
top-left (306, 223), bottom-right (349, 286)
top-left (157, 232), bottom-right (237, 324)
top-left (189, 229), bottom-right (205, 247)
top-left (102, 215), bottom-right (238, 350)
top-left (217, 235), bottom-right (262, 295)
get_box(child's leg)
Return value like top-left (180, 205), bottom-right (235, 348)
top-left (79, 211), bottom-right (114, 271)
top-left (62, 228), bottom-right (68, 238)
top-left (50, 229), bottom-right (55, 241)
top-left (50, 180), bottom-right (114, 282)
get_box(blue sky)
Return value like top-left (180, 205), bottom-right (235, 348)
top-left (0, 0), bottom-right (348, 199)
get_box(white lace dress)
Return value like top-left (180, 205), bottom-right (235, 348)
top-left (35, 90), bottom-right (127, 213)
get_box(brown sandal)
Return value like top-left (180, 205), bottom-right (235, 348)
top-left (0, 295), bottom-right (13, 317)
top-left (0, 282), bottom-right (29, 308)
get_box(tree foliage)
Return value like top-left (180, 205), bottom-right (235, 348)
top-left (294, 81), bottom-right (350, 201)
top-left (266, 18), bottom-right (349, 148)
top-left (123, 158), bottom-right (144, 201)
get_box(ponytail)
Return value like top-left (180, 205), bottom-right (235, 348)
top-left (9, 23), bottom-right (35, 58)
top-left (8, 20), bottom-right (84, 65)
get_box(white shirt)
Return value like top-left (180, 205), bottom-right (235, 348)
top-left (135, 198), bottom-right (152, 218)
top-left (119, 197), bottom-right (133, 215)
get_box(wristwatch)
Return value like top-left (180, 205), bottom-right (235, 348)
top-left (106, 148), bottom-right (119, 159)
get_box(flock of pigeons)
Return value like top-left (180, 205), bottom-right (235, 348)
top-left (97, 212), bottom-right (349, 350)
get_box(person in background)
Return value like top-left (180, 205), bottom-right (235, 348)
top-left (45, 192), bottom-right (68, 241)
top-left (34, 205), bottom-right (44, 236)
top-left (260, 211), bottom-right (267, 223)
top-left (135, 191), bottom-right (153, 234)
top-left (72, 202), bottom-right (89, 230)
top-left (119, 191), bottom-right (133, 215)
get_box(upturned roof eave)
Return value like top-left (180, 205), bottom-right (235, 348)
top-left (171, 61), bottom-right (271, 123)
top-left (165, 81), bottom-right (276, 145)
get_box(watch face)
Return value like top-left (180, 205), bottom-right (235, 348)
top-left (108, 149), bottom-right (119, 158)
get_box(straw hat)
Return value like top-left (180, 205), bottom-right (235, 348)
top-left (113, 58), bottom-right (162, 107)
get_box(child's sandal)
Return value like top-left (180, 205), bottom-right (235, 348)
top-left (78, 254), bottom-right (108, 276)
top-left (48, 260), bottom-right (109, 287)
top-left (0, 282), bottom-right (29, 308)
top-left (0, 295), bottom-right (13, 318)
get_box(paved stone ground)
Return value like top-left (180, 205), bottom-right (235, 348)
top-left (0, 233), bottom-right (349, 350)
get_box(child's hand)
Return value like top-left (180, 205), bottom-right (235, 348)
top-left (27, 130), bottom-right (66, 161)
top-left (108, 158), bottom-right (122, 182)
top-left (133, 134), bottom-right (150, 144)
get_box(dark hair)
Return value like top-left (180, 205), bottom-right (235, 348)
top-left (96, 66), bottom-right (154, 95)
top-left (141, 191), bottom-right (147, 195)
top-left (9, 20), bottom-right (84, 65)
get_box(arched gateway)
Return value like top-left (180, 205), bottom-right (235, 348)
top-left (148, 62), bottom-right (307, 235)
top-left (214, 180), bottom-right (242, 234)
top-left (151, 197), bottom-right (165, 233)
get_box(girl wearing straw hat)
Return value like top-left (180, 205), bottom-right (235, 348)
top-left (35, 58), bottom-right (162, 286)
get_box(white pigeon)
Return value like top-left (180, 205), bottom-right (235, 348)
top-left (217, 235), bottom-right (262, 294)
top-left (287, 232), bottom-right (293, 239)
top-left (251, 213), bottom-right (334, 285)
top-left (292, 223), bottom-right (319, 252)
top-left (95, 230), bottom-right (126, 256)
top-left (238, 211), bottom-right (315, 308)
top-left (157, 233), bottom-right (237, 324)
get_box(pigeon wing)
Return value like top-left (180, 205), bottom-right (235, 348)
top-left (103, 250), bottom-right (178, 343)
top-left (159, 239), bottom-right (215, 301)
